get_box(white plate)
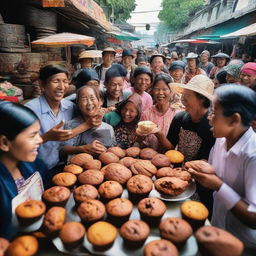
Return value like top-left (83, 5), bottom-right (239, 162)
top-left (149, 182), bottom-right (196, 202)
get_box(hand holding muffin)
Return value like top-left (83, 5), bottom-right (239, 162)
top-left (136, 121), bottom-right (160, 136)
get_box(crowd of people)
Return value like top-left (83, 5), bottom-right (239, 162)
top-left (0, 46), bottom-right (256, 254)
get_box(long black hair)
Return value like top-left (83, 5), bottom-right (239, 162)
top-left (0, 101), bottom-right (39, 140)
top-left (215, 84), bottom-right (256, 127)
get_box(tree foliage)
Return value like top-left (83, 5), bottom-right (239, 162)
top-left (158, 0), bottom-right (205, 30)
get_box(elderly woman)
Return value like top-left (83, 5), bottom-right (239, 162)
top-left (240, 62), bottom-right (256, 91)
top-left (198, 50), bottom-right (214, 75)
top-left (223, 63), bottom-right (243, 84)
top-left (140, 73), bottom-right (180, 150)
top-left (158, 75), bottom-right (216, 214)
top-left (209, 52), bottom-right (230, 79)
top-left (169, 60), bottom-right (186, 83)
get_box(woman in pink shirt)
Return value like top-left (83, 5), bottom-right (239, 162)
top-left (140, 73), bottom-right (179, 150)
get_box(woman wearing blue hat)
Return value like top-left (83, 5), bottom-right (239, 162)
top-left (209, 52), bottom-right (230, 79)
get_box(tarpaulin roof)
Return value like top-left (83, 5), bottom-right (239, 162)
top-left (172, 39), bottom-right (221, 44)
top-left (32, 33), bottom-right (95, 47)
top-left (221, 23), bottom-right (256, 38)
top-left (109, 31), bottom-right (140, 41)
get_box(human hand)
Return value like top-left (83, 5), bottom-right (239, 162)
top-left (80, 140), bottom-right (107, 155)
top-left (184, 160), bottom-right (216, 174)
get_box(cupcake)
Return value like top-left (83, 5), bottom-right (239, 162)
top-left (165, 150), bottom-right (184, 167)
top-left (15, 200), bottom-right (46, 226)
top-left (78, 170), bottom-right (104, 187)
top-left (138, 197), bottom-right (166, 227)
top-left (159, 217), bottom-right (192, 247)
top-left (42, 207), bottom-right (66, 237)
top-left (126, 175), bottom-right (153, 203)
top-left (42, 186), bottom-right (71, 208)
top-left (98, 181), bottom-right (123, 203)
top-left (120, 220), bottom-right (150, 248)
top-left (52, 172), bottom-right (77, 190)
top-left (63, 164), bottom-right (83, 175)
top-left (144, 239), bottom-right (179, 256)
top-left (0, 237), bottom-right (10, 256)
top-left (59, 222), bottom-right (85, 249)
top-left (87, 221), bottom-right (117, 251)
top-left (77, 199), bottom-right (106, 227)
top-left (180, 201), bottom-right (209, 231)
top-left (106, 198), bottom-right (133, 227)
top-left (73, 184), bottom-right (99, 207)
top-left (5, 235), bottom-right (38, 256)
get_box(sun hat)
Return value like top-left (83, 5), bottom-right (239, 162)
top-left (186, 52), bottom-right (198, 59)
top-left (169, 75), bottom-right (214, 101)
top-left (149, 53), bottom-right (166, 64)
top-left (212, 52), bottom-right (230, 59)
top-left (102, 47), bottom-right (116, 56)
top-left (223, 64), bottom-right (243, 78)
top-left (169, 61), bottom-right (186, 71)
top-left (78, 51), bottom-right (95, 60)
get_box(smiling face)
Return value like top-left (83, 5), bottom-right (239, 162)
top-left (134, 73), bottom-right (152, 94)
top-left (152, 80), bottom-right (172, 105)
top-left (216, 57), bottom-right (226, 68)
top-left (170, 69), bottom-right (184, 82)
top-left (102, 52), bottom-right (115, 67)
top-left (78, 87), bottom-right (100, 117)
top-left (122, 56), bottom-right (133, 68)
top-left (5, 121), bottom-right (42, 162)
top-left (240, 72), bottom-right (256, 87)
top-left (182, 89), bottom-right (205, 115)
top-left (41, 72), bottom-right (69, 103)
top-left (187, 59), bottom-right (197, 70)
top-left (151, 56), bottom-right (164, 74)
top-left (105, 76), bottom-right (124, 100)
top-left (200, 53), bottom-right (209, 64)
top-left (80, 58), bottom-right (93, 68)
top-left (121, 101), bottom-right (138, 124)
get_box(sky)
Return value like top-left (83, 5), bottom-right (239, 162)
top-left (127, 0), bottom-right (162, 35)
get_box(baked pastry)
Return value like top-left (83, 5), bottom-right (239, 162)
top-left (0, 237), bottom-right (10, 256)
top-left (59, 222), bottom-right (85, 249)
top-left (126, 147), bottom-right (141, 158)
top-left (156, 167), bottom-right (192, 182)
top-left (127, 174), bottom-right (153, 203)
top-left (107, 146), bottom-right (126, 158)
top-left (98, 181), bottom-right (123, 203)
top-left (151, 154), bottom-right (171, 168)
top-left (159, 217), bottom-right (192, 247)
top-left (106, 198), bottom-right (133, 227)
top-left (5, 235), bottom-right (38, 256)
top-left (140, 148), bottom-right (158, 160)
top-left (15, 200), bottom-right (46, 226)
top-left (180, 201), bottom-right (209, 231)
top-left (77, 199), bottom-right (106, 226)
top-left (42, 206), bottom-right (66, 237)
top-left (138, 197), bottom-right (167, 227)
top-left (137, 121), bottom-right (157, 133)
top-left (154, 177), bottom-right (188, 196)
top-left (70, 153), bottom-right (93, 167)
top-left (130, 160), bottom-right (157, 178)
top-left (87, 221), bottom-right (117, 250)
top-left (144, 239), bottom-right (179, 256)
top-left (165, 150), bottom-right (184, 164)
top-left (42, 186), bottom-right (71, 208)
top-left (73, 184), bottom-right (99, 206)
top-left (99, 152), bottom-right (119, 165)
top-left (102, 163), bottom-right (132, 185)
top-left (78, 169), bottom-right (104, 187)
top-left (119, 157), bottom-right (137, 168)
top-left (184, 160), bottom-right (216, 174)
top-left (195, 226), bottom-right (244, 256)
top-left (83, 159), bottom-right (102, 170)
top-left (63, 164), bottom-right (83, 175)
top-left (120, 220), bottom-right (150, 248)
top-left (52, 172), bottom-right (77, 189)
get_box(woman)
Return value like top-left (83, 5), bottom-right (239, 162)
top-left (169, 60), bottom-right (186, 83)
top-left (140, 73), bottom-right (179, 150)
top-left (60, 85), bottom-right (116, 157)
top-left (106, 93), bottom-right (142, 149)
top-left (187, 85), bottom-right (256, 255)
top-left (0, 101), bottom-right (47, 239)
top-left (26, 64), bottom-right (76, 170)
top-left (158, 75), bottom-right (215, 213)
top-left (240, 62), bottom-right (256, 91)
top-left (209, 52), bottom-right (230, 79)
top-left (223, 63), bottom-right (243, 84)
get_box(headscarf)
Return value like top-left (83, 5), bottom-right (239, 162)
top-left (223, 64), bottom-right (243, 79)
top-left (241, 62), bottom-right (256, 76)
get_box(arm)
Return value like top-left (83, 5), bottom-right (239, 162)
top-left (155, 131), bottom-right (174, 150)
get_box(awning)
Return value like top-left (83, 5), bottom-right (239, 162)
top-left (172, 39), bottom-right (221, 44)
top-left (32, 33), bottom-right (95, 47)
top-left (109, 31), bottom-right (140, 41)
top-left (221, 23), bottom-right (256, 38)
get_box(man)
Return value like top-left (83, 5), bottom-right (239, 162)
top-left (150, 53), bottom-right (167, 77)
top-left (198, 50), bottom-right (214, 75)
top-left (94, 47), bottom-right (116, 88)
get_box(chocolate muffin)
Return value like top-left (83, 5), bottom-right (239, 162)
top-left (106, 198), bottom-right (133, 227)
top-left (144, 239), bottom-right (179, 256)
top-left (52, 172), bottom-right (77, 189)
top-left (78, 170), bottom-right (104, 187)
top-left (73, 184), bottom-right (99, 206)
top-left (59, 222), bottom-right (85, 249)
top-left (0, 237), bottom-right (10, 256)
top-left (63, 164), bottom-right (83, 175)
top-left (127, 175), bottom-right (153, 203)
top-left (138, 197), bottom-right (166, 227)
top-left (42, 186), bottom-right (71, 208)
top-left (120, 220), bottom-right (150, 248)
top-left (87, 221), bottom-right (117, 251)
top-left (159, 217), bottom-right (192, 247)
top-left (42, 207), bottom-right (66, 237)
top-left (5, 235), bottom-right (38, 256)
top-left (77, 199), bottom-right (106, 227)
top-left (15, 200), bottom-right (46, 226)
top-left (98, 181), bottom-right (123, 203)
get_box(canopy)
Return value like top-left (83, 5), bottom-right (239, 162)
top-left (32, 33), bottom-right (95, 47)
top-left (109, 31), bottom-right (140, 41)
top-left (221, 23), bottom-right (256, 38)
top-left (172, 39), bottom-right (221, 44)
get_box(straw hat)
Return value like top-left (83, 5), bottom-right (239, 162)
top-left (169, 75), bottom-right (214, 101)
top-left (79, 51), bottom-right (96, 60)
top-left (102, 47), bottom-right (116, 55)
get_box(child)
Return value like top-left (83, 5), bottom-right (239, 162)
top-left (187, 85), bottom-right (256, 254)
